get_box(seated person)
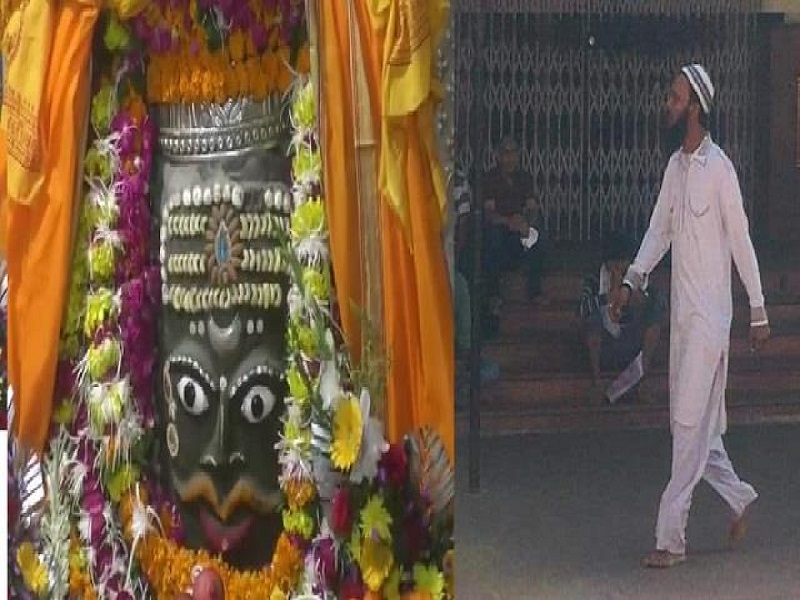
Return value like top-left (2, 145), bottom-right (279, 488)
top-left (480, 137), bottom-right (546, 312)
top-left (579, 231), bottom-right (666, 403)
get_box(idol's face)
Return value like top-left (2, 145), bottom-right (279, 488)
top-left (161, 316), bottom-right (286, 565)
top-left (157, 151), bottom-right (291, 568)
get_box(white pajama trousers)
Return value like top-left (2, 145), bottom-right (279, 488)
top-left (655, 356), bottom-right (758, 554)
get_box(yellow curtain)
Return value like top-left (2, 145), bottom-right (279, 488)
top-left (1, 0), bottom-right (100, 454)
top-left (320, 0), bottom-right (454, 460)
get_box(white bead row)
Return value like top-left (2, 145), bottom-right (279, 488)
top-left (241, 247), bottom-right (287, 273)
top-left (264, 187), bottom-right (292, 213)
top-left (167, 214), bottom-right (209, 238)
top-left (165, 283), bottom-right (283, 313)
top-left (166, 253), bottom-right (207, 276)
top-left (168, 183), bottom-right (245, 209)
top-left (238, 213), bottom-right (290, 240)
top-left (165, 183), bottom-right (293, 213)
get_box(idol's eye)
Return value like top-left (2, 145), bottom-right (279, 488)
top-left (177, 376), bottom-right (210, 416)
top-left (240, 385), bottom-right (276, 424)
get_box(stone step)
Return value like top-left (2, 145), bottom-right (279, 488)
top-left (482, 323), bottom-right (800, 374)
top-left (493, 301), bottom-right (800, 337)
top-left (495, 267), bottom-right (800, 304)
top-left (456, 395), bottom-right (800, 437)
top-left (472, 363), bottom-right (800, 407)
top-left (461, 243), bottom-right (800, 436)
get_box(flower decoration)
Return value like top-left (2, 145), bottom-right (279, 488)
top-left (331, 394), bottom-right (363, 470)
top-left (10, 7), bottom-right (453, 600)
top-left (133, 0), bottom-right (311, 104)
top-left (16, 543), bottom-right (49, 596)
top-left (280, 79), bottom-right (455, 600)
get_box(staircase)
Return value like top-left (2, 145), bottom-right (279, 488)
top-left (457, 244), bottom-right (800, 436)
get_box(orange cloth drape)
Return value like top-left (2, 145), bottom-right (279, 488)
top-left (1, 0), bottom-right (100, 454)
top-left (319, 1), bottom-right (454, 461)
top-left (318, 0), bottom-right (365, 365)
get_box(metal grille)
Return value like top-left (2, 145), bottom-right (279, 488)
top-left (454, 4), bottom-right (760, 240)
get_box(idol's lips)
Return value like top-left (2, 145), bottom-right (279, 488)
top-left (198, 508), bottom-right (256, 554)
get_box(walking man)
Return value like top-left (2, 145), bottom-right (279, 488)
top-left (610, 64), bottom-right (770, 568)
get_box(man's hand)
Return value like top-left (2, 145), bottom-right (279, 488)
top-left (608, 285), bottom-right (631, 322)
top-left (750, 323), bottom-right (770, 352)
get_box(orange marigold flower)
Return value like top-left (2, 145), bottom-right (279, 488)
top-left (262, 52), bottom-right (278, 94)
top-left (296, 44), bottom-right (311, 75)
top-left (248, 57), bottom-right (268, 100)
top-left (224, 60), bottom-right (239, 100)
top-left (276, 48), bottom-right (292, 93)
top-left (283, 478), bottom-right (317, 510)
top-left (229, 29), bottom-right (246, 63)
top-left (235, 62), bottom-right (249, 98)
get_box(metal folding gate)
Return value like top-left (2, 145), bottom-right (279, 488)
top-left (454, 0), bottom-right (760, 241)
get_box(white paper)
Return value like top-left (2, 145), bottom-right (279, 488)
top-left (521, 227), bottom-right (539, 249)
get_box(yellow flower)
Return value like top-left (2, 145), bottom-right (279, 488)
top-left (88, 241), bottom-right (117, 283)
top-left (291, 81), bottom-right (316, 129)
top-left (84, 288), bottom-right (116, 337)
top-left (359, 537), bottom-right (394, 592)
top-left (270, 588), bottom-right (287, 600)
top-left (53, 399), bottom-right (75, 425)
top-left (331, 394), bottom-right (363, 470)
top-left (413, 564), bottom-right (445, 600)
top-left (282, 508), bottom-right (314, 539)
top-left (360, 495), bottom-right (392, 541)
top-left (294, 324), bottom-right (319, 356)
top-left (384, 567), bottom-right (402, 600)
top-left (107, 0), bottom-right (149, 20)
top-left (86, 338), bottom-right (122, 382)
top-left (302, 267), bottom-right (329, 301)
top-left (290, 199), bottom-right (325, 239)
top-left (17, 542), bottom-right (49, 595)
top-left (106, 464), bottom-right (140, 503)
top-left (287, 366), bottom-right (309, 402)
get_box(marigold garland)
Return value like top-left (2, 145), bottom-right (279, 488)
top-left (133, 531), bottom-right (303, 599)
top-left (134, 0), bottom-right (310, 104)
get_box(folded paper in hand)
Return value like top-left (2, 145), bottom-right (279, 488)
top-left (521, 227), bottom-right (539, 249)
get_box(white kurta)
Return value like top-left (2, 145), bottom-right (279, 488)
top-left (624, 135), bottom-right (763, 553)
top-left (624, 135), bottom-right (765, 434)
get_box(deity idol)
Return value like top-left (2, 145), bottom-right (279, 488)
top-left (155, 96), bottom-right (292, 569)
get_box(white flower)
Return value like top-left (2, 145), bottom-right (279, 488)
top-left (288, 284), bottom-right (304, 319)
top-left (349, 389), bottom-right (389, 484)
top-left (125, 485), bottom-right (160, 587)
top-left (78, 511), bottom-right (93, 544)
top-left (68, 460), bottom-right (88, 500)
top-left (278, 443), bottom-right (313, 483)
top-left (318, 357), bottom-right (340, 413)
top-left (312, 454), bottom-right (341, 503)
top-left (295, 236), bottom-right (330, 266)
top-left (114, 409), bottom-right (143, 466)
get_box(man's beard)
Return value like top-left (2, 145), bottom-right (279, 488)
top-left (661, 107), bottom-right (688, 153)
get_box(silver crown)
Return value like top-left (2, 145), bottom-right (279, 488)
top-left (155, 95), bottom-right (286, 159)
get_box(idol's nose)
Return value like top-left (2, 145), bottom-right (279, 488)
top-left (200, 399), bottom-right (243, 470)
